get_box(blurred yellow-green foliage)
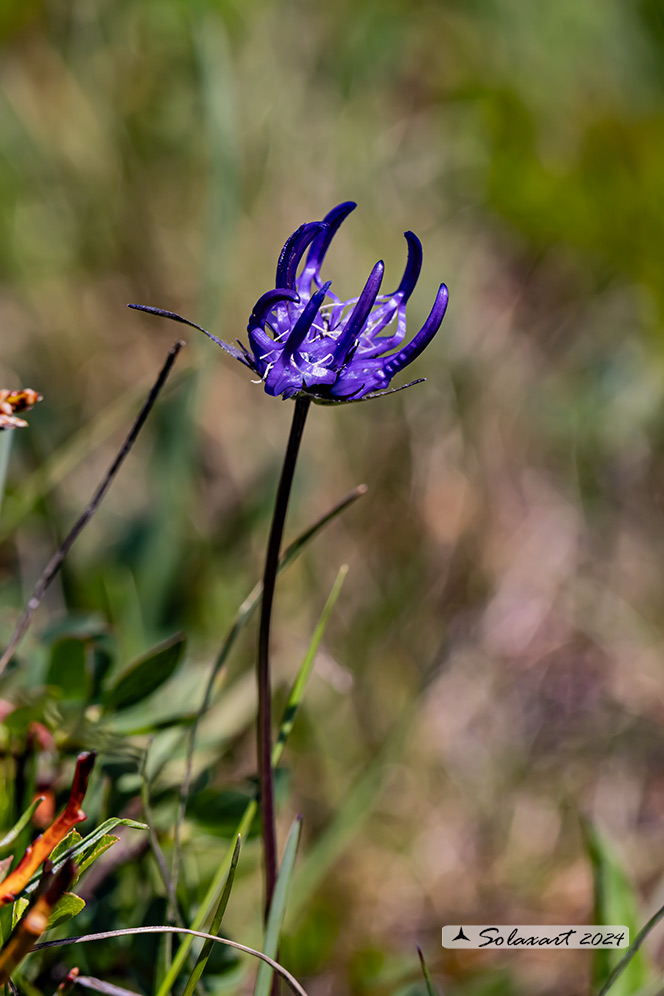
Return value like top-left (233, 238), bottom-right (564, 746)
top-left (3, 1), bottom-right (664, 994)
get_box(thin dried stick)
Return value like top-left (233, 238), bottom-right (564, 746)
top-left (0, 341), bottom-right (185, 677)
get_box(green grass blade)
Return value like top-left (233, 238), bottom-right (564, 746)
top-left (180, 835), bottom-right (242, 996)
top-left (583, 819), bottom-right (650, 996)
top-left (254, 817), bottom-right (302, 996)
top-left (0, 796), bottom-right (44, 857)
top-left (286, 703), bottom-right (413, 924)
top-left (0, 430), bottom-right (12, 518)
top-left (272, 565), bottom-right (348, 767)
top-left (155, 566), bottom-right (347, 996)
top-left (417, 946), bottom-right (443, 996)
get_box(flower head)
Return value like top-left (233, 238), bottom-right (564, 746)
top-left (0, 389), bottom-right (42, 430)
top-left (129, 201), bottom-right (448, 403)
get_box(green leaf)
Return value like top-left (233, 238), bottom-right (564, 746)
top-left (107, 711), bottom-right (197, 736)
top-left (187, 789), bottom-right (260, 838)
top-left (584, 819), bottom-right (650, 996)
top-left (254, 817), bottom-right (302, 996)
top-left (46, 891), bottom-right (86, 929)
top-left (273, 565), bottom-right (348, 766)
top-left (24, 818), bottom-right (147, 893)
top-left (10, 896), bottom-right (28, 930)
top-left (181, 835), bottom-right (242, 996)
top-left (49, 829), bottom-right (82, 862)
top-left (46, 638), bottom-right (88, 699)
top-left (102, 633), bottom-right (186, 711)
top-left (0, 796), bottom-right (44, 857)
top-left (76, 833), bottom-right (119, 876)
top-left (40, 613), bottom-right (109, 645)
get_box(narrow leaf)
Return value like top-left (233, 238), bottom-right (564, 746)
top-left (584, 820), bottom-right (649, 996)
top-left (102, 633), bottom-right (186, 711)
top-left (273, 565), bottom-right (348, 765)
top-left (76, 834), bottom-right (119, 876)
top-left (417, 946), bottom-right (443, 996)
top-left (254, 818), bottom-right (302, 996)
top-left (10, 898), bottom-right (28, 931)
top-left (24, 819), bottom-right (147, 894)
top-left (0, 798), bottom-right (45, 858)
top-left (180, 835), bottom-right (242, 996)
top-left (49, 830), bottom-right (82, 863)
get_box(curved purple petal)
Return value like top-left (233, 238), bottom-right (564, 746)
top-left (247, 288), bottom-right (299, 332)
top-left (392, 231), bottom-right (423, 302)
top-left (382, 283), bottom-right (449, 379)
top-left (276, 222), bottom-right (327, 290)
top-left (297, 201), bottom-right (357, 296)
top-left (283, 282), bottom-right (331, 358)
top-left (248, 326), bottom-right (281, 367)
top-left (331, 261), bottom-right (385, 365)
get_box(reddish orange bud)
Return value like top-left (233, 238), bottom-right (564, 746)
top-left (0, 752), bottom-right (96, 907)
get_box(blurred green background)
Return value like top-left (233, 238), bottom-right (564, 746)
top-left (3, 1), bottom-right (664, 994)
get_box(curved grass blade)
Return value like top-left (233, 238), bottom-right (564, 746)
top-left (583, 819), bottom-right (649, 996)
top-left (0, 797), bottom-right (44, 858)
top-left (417, 946), bottom-right (443, 996)
top-left (0, 430), bottom-right (12, 518)
top-left (180, 835), bottom-right (242, 996)
top-left (34, 926), bottom-right (310, 996)
top-left (254, 817), bottom-right (302, 996)
top-left (156, 566), bottom-right (347, 996)
top-left (286, 696), bottom-right (413, 924)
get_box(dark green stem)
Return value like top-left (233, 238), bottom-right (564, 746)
top-left (258, 395), bottom-right (311, 918)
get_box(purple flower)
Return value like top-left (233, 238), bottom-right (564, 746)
top-left (129, 201), bottom-right (448, 403)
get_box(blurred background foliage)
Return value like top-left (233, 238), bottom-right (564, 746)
top-left (2, 0), bottom-right (664, 994)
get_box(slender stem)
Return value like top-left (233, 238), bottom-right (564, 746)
top-left (0, 341), bottom-right (185, 678)
top-left (33, 926), bottom-right (310, 996)
top-left (258, 395), bottom-right (311, 918)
